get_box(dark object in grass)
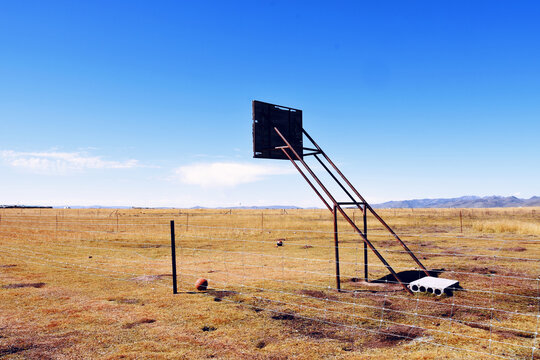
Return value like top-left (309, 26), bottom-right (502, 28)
top-left (271, 314), bottom-right (295, 320)
top-left (202, 326), bottom-right (216, 332)
top-left (372, 269), bottom-right (444, 284)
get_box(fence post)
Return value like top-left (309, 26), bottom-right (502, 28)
top-left (363, 204), bottom-right (368, 282)
top-left (460, 210), bottom-right (463, 233)
top-left (333, 205), bottom-right (341, 291)
top-left (170, 220), bottom-right (177, 294)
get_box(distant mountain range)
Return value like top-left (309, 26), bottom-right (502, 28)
top-left (3, 196), bottom-right (539, 209)
top-left (372, 196), bottom-right (540, 209)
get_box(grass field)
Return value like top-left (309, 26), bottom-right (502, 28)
top-left (0, 207), bottom-right (538, 359)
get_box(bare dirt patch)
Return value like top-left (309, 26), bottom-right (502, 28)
top-left (348, 279), bottom-right (402, 292)
top-left (0, 344), bottom-right (35, 356)
top-left (506, 247), bottom-right (527, 252)
top-left (269, 311), bottom-right (357, 342)
top-left (130, 274), bottom-right (171, 282)
top-left (207, 289), bottom-right (237, 301)
top-left (364, 325), bottom-right (424, 348)
top-left (122, 318), bottom-right (156, 329)
top-left (2, 282), bottom-right (46, 289)
top-left (462, 322), bottom-right (534, 339)
top-left (0, 264), bottom-right (17, 268)
top-left (107, 297), bottom-right (141, 305)
top-left (296, 289), bottom-right (338, 301)
top-left (122, 244), bottom-right (167, 248)
top-left (0, 330), bottom-right (78, 359)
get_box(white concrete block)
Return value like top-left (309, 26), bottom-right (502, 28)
top-left (408, 276), bottom-right (459, 296)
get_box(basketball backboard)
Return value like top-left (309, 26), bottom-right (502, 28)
top-left (252, 100), bottom-right (303, 159)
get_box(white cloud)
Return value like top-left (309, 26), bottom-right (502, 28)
top-left (174, 162), bottom-right (295, 187)
top-left (0, 150), bottom-right (139, 173)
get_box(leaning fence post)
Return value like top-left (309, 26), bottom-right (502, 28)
top-left (170, 220), bottom-right (178, 294)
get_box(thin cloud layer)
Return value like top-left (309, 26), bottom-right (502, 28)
top-left (0, 150), bottom-right (139, 173)
top-left (175, 162), bottom-right (294, 187)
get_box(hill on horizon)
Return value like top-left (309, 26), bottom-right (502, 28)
top-left (372, 195), bottom-right (540, 209)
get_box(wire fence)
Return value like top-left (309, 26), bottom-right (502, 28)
top-left (0, 208), bottom-right (538, 359)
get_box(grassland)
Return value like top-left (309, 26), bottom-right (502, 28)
top-left (0, 207), bottom-right (538, 359)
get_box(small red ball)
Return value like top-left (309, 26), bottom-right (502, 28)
top-left (195, 278), bottom-right (208, 291)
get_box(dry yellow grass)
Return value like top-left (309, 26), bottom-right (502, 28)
top-left (0, 207), bottom-right (538, 359)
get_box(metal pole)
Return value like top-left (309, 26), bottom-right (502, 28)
top-left (333, 205), bottom-right (341, 291)
top-left (364, 204), bottom-right (368, 282)
top-left (275, 128), bottom-right (413, 294)
top-left (170, 220), bottom-right (178, 294)
top-left (302, 128), bottom-right (429, 277)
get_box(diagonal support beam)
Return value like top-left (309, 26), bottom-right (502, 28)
top-left (274, 127), bottom-right (414, 294)
top-left (302, 129), bottom-right (430, 277)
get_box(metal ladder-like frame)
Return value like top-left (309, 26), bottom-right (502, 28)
top-left (274, 127), bottom-right (430, 294)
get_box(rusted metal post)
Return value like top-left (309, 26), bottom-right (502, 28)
top-left (170, 220), bottom-right (177, 294)
top-left (333, 205), bottom-right (341, 291)
top-left (275, 127), bottom-right (414, 294)
top-left (460, 210), bottom-right (463, 233)
top-left (302, 129), bottom-right (429, 277)
top-left (185, 213), bottom-right (189, 231)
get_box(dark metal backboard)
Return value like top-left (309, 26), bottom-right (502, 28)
top-left (252, 100), bottom-right (303, 159)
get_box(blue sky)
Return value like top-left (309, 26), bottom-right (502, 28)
top-left (1, 1), bottom-right (539, 207)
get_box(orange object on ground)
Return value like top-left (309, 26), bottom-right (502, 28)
top-left (195, 278), bottom-right (208, 291)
